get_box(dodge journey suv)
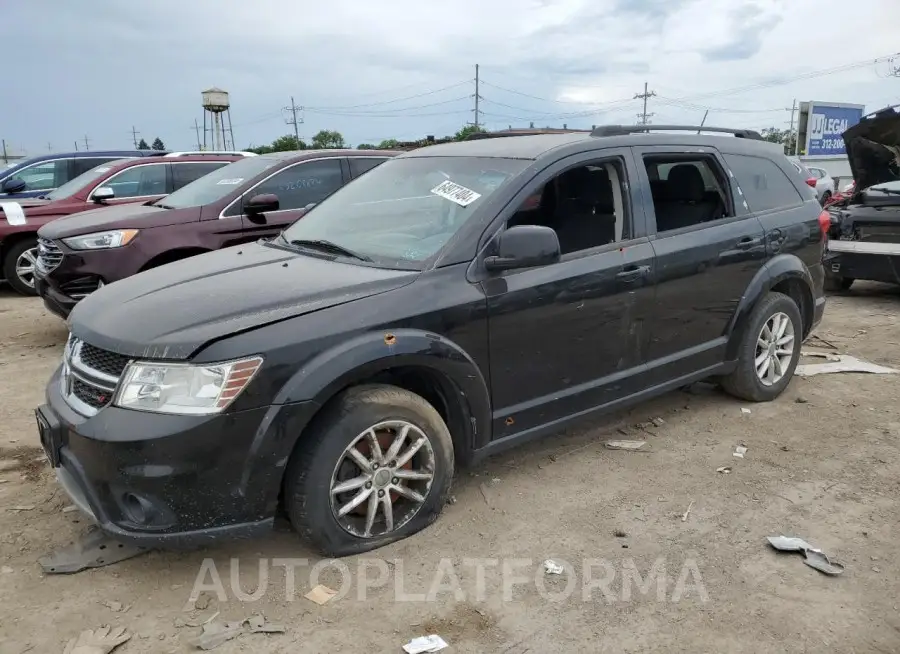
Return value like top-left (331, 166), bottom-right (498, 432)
top-left (37, 125), bottom-right (827, 556)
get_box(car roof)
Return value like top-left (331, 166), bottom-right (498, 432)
top-left (100, 154), bottom-right (242, 170)
top-left (399, 130), bottom-right (784, 161)
top-left (256, 149), bottom-right (400, 162)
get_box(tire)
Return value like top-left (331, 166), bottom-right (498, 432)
top-left (720, 292), bottom-right (802, 402)
top-left (824, 275), bottom-right (854, 292)
top-left (283, 384), bottom-right (455, 557)
top-left (3, 237), bottom-right (39, 296)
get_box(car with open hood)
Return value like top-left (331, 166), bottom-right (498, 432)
top-left (34, 150), bottom-right (397, 318)
top-left (1, 153), bottom-right (243, 295)
top-left (36, 125), bottom-right (826, 556)
top-left (824, 105), bottom-right (900, 290)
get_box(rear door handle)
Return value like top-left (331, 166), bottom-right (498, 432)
top-left (616, 264), bottom-right (650, 281)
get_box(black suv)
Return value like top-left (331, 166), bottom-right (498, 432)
top-left (36, 125), bottom-right (828, 556)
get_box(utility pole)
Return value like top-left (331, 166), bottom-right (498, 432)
top-left (284, 97), bottom-right (303, 146)
top-left (474, 64), bottom-right (481, 128)
top-left (74, 141), bottom-right (79, 152)
top-left (785, 99), bottom-right (798, 156)
top-left (1, 140), bottom-right (7, 164)
top-left (192, 119), bottom-right (203, 150)
top-left (48, 142), bottom-right (53, 152)
top-left (634, 82), bottom-right (656, 125)
top-left (83, 135), bottom-right (90, 151)
top-left (131, 126), bottom-right (140, 149)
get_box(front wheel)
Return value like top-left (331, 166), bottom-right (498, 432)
top-left (3, 237), bottom-right (39, 296)
top-left (721, 292), bottom-right (802, 402)
top-left (283, 384), bottom-right (455, 557)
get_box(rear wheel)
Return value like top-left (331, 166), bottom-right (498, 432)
top-left (721, 292), bottom-right (802, 402)
top-left (283, 384), bottom-right (455, 557)
top-left (3, 237), bottom-right (39, 296)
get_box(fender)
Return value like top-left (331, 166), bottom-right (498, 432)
top-left (273, 328), bottom-right (493, 452)
top-left (725, 253), bottom-right (814, 361)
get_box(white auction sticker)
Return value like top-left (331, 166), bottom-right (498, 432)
top-left (216, 178), bottom-right (244, 185)
top-left (430, 180), bottom-right (481, 207)
top-left (0, 202), bottom-right (26, 226)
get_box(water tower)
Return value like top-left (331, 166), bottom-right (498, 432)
top-left (202, 87), bottom-right (235, 150)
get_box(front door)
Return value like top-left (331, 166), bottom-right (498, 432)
top-left (633, 146), bottom-right (768, 382)
top-left (482, 149), bottom-right (656, 441)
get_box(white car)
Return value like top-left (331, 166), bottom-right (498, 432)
top-left (788, 158), bottom-right (835, 206)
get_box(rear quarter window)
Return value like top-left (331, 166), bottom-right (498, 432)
top-left (723, 154), bottom-right (804, 213)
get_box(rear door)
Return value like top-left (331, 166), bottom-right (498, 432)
top-left (634, 146), bottom-right (768, 382)
top-left (171, 161), bottom-right (232, 192)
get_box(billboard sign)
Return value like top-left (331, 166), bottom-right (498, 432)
top-left (804, 102), bottom-right (864, 157)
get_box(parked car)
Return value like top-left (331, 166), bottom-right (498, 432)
top-left (824, 106), bottom-right (900, 291)
top-left (825, 180), bottom-right (855, 208)
top-left (36, 125), bottom-right (827, 556)
top-left (1, 154), bottom-right (242, 294)
top-left (788, 157), bottom-right (834, 205)
top-left (35, 150), bottom-right (397, 317)
top-left (0, 150), bottom-right (168, 199)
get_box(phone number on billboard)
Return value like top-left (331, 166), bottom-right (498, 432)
top-left (815, 138), bottom-right (845, 150)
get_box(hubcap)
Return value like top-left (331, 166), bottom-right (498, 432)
top-left (15, 247), bottom-right (38, 289)
top-left (755, 312), bottom-right (795, 386)
top-left (329, 420), bottom-right (436, 539)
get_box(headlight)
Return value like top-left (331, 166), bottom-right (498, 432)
top-left (63, 229), bottom-right (139, 250)
top-left (115, 356), bottom-right (263, 415)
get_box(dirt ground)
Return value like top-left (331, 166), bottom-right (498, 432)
top-left (1, 284), bottom-right (899, 654)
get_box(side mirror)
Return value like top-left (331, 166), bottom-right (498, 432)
top-left (93, 186), bottom-right (115, 203)
top-left (244, 193), bottom-right (279, 223)
top-left (484, 225), bottom-right (560, 272)
top-left (1, 178), bottom-right (26, 194)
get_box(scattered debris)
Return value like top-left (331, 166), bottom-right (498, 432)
top-left (542, 559), bottom-right (564, 575)
top-left (795, 397), bottom-right (809, 404)
top-left (733, 446), bottom-right (748, 459)
top-left (800, 349), bottom-right (842, 361)
top-left (681, 500), bottom-right (694, 522)
top-left (766, 536), bottom-right (845, 576)
top-left (780, 445), bottom-right (790, 452)
top-left (188, 615), bottom-right (284, 650)
top-left (38, 526), bottom-right (150, 574)
top-left (304, 584), bottom-right (338, 606)
top-left (716, 466), bottom-right (732, 474)
top-left (1, 565), bottom-right (13, 574)
top-left (62, 625), bottom-right (131, 654)
top-left (0, 479), bottom-right (8, 484)
top-left (604, 440), bottom-right (647, 451)
top-left (9, 505), bottom-right (35, 511)
top-left (62, 505), bottom-right (79, 513)
top-left (175, 612), bottom-right (220, 629)
top-left (740, 408), bottom-right (751, 415)
top-left (651, 417), bottom-right (665, 427)
top-left (807, 334), bottom-right (839, 349)
top-left (796, 355), bottom-right (897, 377)
top-left (614, 529), bottom-right (628, 538)
top-left (403, 634), bottom-right (450, 653)
top-left (101, 600), bottom-right (130, 613)
top-left (478, 483), bottom-right (492, 507)
top-left (194, 592), bottom-right (214, 611)
top-left (446, 495), bottom-right (457, 506)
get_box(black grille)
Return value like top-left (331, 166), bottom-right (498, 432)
top-left (72, 378), bottom-right (114, 409)
top-left (79, 343), bottom-right (130, 377)
top-left (36, 238), bottom-right (63, 272)
top-left (61, 276), bottom-right (102, 299)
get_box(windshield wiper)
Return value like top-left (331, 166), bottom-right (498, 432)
top-left (289, 238), bottom-right (372, 262)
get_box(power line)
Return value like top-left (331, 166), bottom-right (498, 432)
top-left (284, 96), bottom-right (303, 144)
top-left (305, 96), bottom-right (471, 116)
top-left (306, 80), bottom-right (473, 110)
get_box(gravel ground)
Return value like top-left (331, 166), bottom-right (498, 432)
top-left (1, 284), bottom-right (899, 653)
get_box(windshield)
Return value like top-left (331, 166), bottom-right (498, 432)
top-left (45, 160), bottom-right (128, 200)
top-left (155, 156), bottom-right (281, 209)
top-left (280, 156), bottom-right (526, 267)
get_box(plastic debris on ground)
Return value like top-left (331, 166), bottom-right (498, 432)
top-left (403, 634), bottom-right (450, 653)
top-left (740, 408), bottom-right (751, 415)
top-left (716, 466), bottom-right (732, 474)
top-left (681, 500), bottom-right (694, 522)
top-left (795, 354), bottom-right (897, 377)
top-left (304, 584), bottom-right (338, 605)
top-left (63, 626), bottom-right (131, 654)
top-left (733, 446), bottom-right (748, 458)
top-left (766, 536), bottom-right (845, 576)
top-left (188, 614), bottom-right (284, 650)
top-left (604, 440), bottom-right (647, 451)
top-left (543, 559), bottom-right (564, 575)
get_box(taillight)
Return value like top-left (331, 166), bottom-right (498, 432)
top-left (806, 177), bottom-right (817, 188)
top-left (818, 210), bottom-right (831, 238)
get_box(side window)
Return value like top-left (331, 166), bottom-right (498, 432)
top-left (73, 158), bottom-right (118, 177)
top-left (12, 160), bottom-right (68, 191)
top-left (172, 162), bottom-right (228, 191)
top-left (506, 158), bottom-right (630, 256)
top-left (100, 164), bottom-right (167, 198)
top-left (723, 154), bottom-right (804, 213)
top-left (250, 159), bottom-right (343, 211)
top-left (349, 158), bottom-right (387, 178)
top-left (643, 155), bottom-right (732, 233)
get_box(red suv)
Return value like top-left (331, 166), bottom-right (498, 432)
top-left (35, 150), bottom-right (397, 318)
top-left (1, 153), bottom-right (244, 294)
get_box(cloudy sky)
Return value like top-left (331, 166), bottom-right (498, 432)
top-left (2, 0), bottom-right (899, 154)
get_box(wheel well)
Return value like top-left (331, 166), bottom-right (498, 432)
top-left (141, 247), bottom-right (209, 271)
top-left (0, 232), bottom-right (37, 268)
top-left (771, 277), bottom-right (813, 338)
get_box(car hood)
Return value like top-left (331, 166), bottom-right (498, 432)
top-left (843, 106), bottom-right (900, 192)
top-left (68, 240), bottom-right (418, 360)
top-left (38, 202), bottom-right (195, 238)
top-left (0, 198), bottom-right (52, 220)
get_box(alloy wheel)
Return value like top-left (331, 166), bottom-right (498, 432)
top-left (15, 247), bottom-right (38, 290)
top-left (755, 312), bottom-right (795, 386)
top-left (329, 420), bottom-right (436, 538)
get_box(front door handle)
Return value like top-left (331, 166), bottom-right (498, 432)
top-left (616, 264), bottom-right (650, 281)
top-left (735, 236), bottom-right (764, 249)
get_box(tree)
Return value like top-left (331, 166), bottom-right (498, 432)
top-left (454, 124), bottom-right (486, 141)
top-left (270, 135), bottom-right (305, 152)
top-left (311, 129), bottom-right (345, 149)
top-left (137, 138), bottom-right (150, 150)
top-left (357, 143), bottom-right (376, 150)
top-left (151, 137), bottom-right (166, 151)
top-left (760, 127), bottom-right (797, 156)
top-left (377, 139), bottom-right (399, 149)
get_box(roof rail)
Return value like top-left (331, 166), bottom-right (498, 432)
top-left (590, 125), bottom-right (764, 140)
top-left (465, 129), bottom-right (590, 141)
top-left (163, 151), bottom-right (257, 157)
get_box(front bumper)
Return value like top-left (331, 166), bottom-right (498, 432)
top-left (35, 273), bottom-right (77, 319)
top-left (38, 366), bottom-right (319, 549)
top-left (825, 241), bottom-right (900, 286)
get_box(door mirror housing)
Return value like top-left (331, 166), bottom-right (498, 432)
top-left (484, 225), bottom-right (561, 271)
top-left (92, 186), bottom-right (115, 203)
top-left (245, 193), bottom-right (279, 214)
top-left (1, 178), bottom-right (26, 194)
